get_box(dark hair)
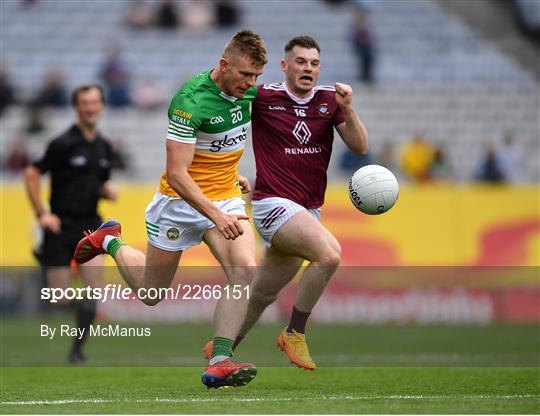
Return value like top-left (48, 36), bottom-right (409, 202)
top-left (71, 84), bottom-right (105, 106)
top-left (223, 30), bottom-right (267, 66)
top-left (284, 36), bottom-right (321, 55)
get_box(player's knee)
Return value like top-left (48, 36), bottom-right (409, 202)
top-left (319, 245), bottom-right (342, 269)
top-left (229, 264), bottom-right (256, 286)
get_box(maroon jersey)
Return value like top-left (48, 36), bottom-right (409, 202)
top-left (252, 82), bottom-right (346, 208)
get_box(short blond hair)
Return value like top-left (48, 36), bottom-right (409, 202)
top-left (223, 30), bottom-right (267, 66)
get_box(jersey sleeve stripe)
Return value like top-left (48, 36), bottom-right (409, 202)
top-left (168, 121), bottom-right (194, 133)
top-left (168, 125), bottom-right (194, 136)
top-left (167, 130), bottom-right (194, 139)
top-left (167, 135), bottom-right (196, 144)
top-left (167, 132), bottom-right (194, 141)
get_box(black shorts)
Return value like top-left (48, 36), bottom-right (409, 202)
top-left (35, 216), bottom-right (102, 267)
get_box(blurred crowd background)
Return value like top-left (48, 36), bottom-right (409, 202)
top-left (1, 0), bottom-right (539, 184)
top-left (1, 0), bottom-right (539, 324)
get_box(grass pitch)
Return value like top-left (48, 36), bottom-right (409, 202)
top-left (2, 367), bottom-right (539, 414)
top-left (1, 318), bottom-right (539, 414)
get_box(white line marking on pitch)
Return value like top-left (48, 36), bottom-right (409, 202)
top-left (1, 394), bottom-right (536, 406)
top-left (0, 399), bottom-right (112, 405)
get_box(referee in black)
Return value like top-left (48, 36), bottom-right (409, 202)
top-left (24, 84), bottom-right (118, 363)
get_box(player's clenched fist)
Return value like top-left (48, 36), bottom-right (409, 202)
top-left (334, 82), bottom-right (353, 108)
top-left (215, 213), bottom-right (249, 240)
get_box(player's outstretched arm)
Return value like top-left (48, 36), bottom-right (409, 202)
top-left (334, 82), bottom-right (369, 155)
top-left (165, 140), bottom-right (247, 240)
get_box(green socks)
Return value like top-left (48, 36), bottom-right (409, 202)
top-left (105, 237), bottom-right (125, 258)
top-left (211, 336), bottom-right (233, 359)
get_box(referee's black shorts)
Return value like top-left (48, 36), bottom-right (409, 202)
top-left (35, 216), bottom-right (102, 267)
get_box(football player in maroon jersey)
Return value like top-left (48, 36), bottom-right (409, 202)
top-left (203, 36), bottom-right (368, 370)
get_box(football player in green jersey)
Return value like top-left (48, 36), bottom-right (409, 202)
top-left (75, 30), bottom-right (267, 388)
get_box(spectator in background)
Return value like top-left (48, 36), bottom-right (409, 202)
top-left (20, 0), bottom-right (39, 8)
top-left (155, 0), bottom-right (179, 29)
top-left (497, 133), bottom-right (527, 183)
top-left (215, 0), bottom-right (240, 28)
top-left (0, 62), bottom-right (16, 117)
top-left (132, 77), bottom-right (168, 110)
top-left (99, 44), bottom-right (131, 108)
top-left (350, 7), bottom-right (375, 84)
top-left (34, 69), bottom-right (68, 108)
top-left (514, 0), bottom-right (540, 39)
top-left (429, 145), bottom-right (452, 182)
top-left (4, 135), bottom-right (30, 173)
top-left (400, 134), bottom-right (435, 182)
top-left (474, 145), bottom-right (506, 183)
top-left (374, 141), bottom-right (403, 180)
top-left (125, 0), bottom-right (152, 29)
top-left (25, 108), bottom-right (46, 135)
top-left (183, 0), bottom-right (214, 32)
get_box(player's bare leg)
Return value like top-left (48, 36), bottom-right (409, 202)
top-left (74, 221), bottom-right (182, 306)
top-left (201, 219), bottom-right (258, 382)
top-left (112, 243), bottom-right (182, 305)
top-left (236, 248), bottom-right (303, 339)
top-left (200, 249), bottom-right (302, 360)
top-left (200, 220), bottom-right (257, 388)
top-left (272, 211), bottom-right (341, 312)
top-left (271, 211), bottom-right (341, 369)
top-left (203, 211), bottom-right (341, 369)
top-left (203, 220), bottom-right (256, 343)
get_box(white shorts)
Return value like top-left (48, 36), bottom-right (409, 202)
top-left (252, 197), bottom-right (321, 246)
top-left (145, 192), bottom-right (246, 251)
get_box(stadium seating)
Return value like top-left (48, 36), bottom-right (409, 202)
top-left (1, 0), bottom-right (538, 182)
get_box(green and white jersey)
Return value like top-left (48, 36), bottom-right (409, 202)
top-left (159, 69), bottom-right (257, 200)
